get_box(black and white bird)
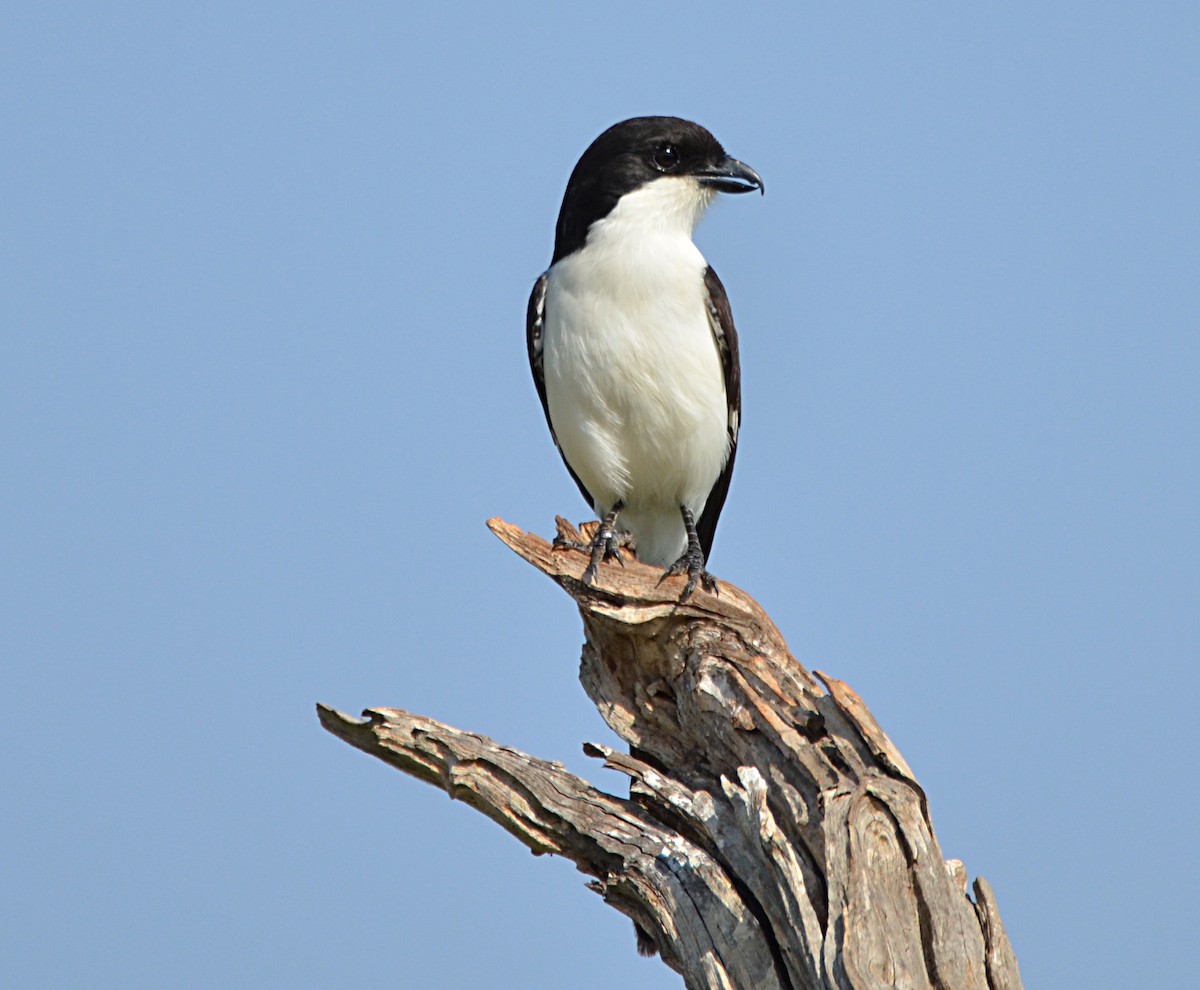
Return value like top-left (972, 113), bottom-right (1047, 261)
top-left (527, 116), bottom-right (762, 600)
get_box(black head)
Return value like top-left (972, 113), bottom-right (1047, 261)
top-left (551, 116), bottom-right (763, 263)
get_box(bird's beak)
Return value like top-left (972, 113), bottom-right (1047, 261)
top-left (695, 156), bottom-right (764, 195)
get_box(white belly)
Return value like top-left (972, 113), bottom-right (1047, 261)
top-left (543, 234), bottom-right (730, 566)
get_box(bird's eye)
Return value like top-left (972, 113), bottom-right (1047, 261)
top-left (652, 143), bottom-right (680, 172)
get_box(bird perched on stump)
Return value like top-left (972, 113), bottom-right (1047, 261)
top-left (527, 116), bottom-right (762, 601)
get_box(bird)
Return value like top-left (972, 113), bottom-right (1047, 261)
top-left (527, 116), bottom-right (762, 601)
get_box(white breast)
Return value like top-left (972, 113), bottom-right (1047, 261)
top-left (542, 177), bottom-right (731, 566)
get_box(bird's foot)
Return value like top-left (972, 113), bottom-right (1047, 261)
top-left (552, 505), bottom-right (631, 587)
top-left (657, 544), bottom-right (718, 603)
top-left (580, 520), bottom-right (633, 586)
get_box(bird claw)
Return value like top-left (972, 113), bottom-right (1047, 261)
top-left (658, 549), bottom-right (719, 602)
top-left (582, 523), bottom-right (629, 586)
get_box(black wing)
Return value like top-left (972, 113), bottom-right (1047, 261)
top-left (526, 272), bottom-right (596, 511)
top-left (695, 266), bottom-right (742, 560)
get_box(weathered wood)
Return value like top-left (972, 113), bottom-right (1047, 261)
top-left (317, 705), bottom-right (784, 989)
top-left (318, 517), bottom-right (1023, 990)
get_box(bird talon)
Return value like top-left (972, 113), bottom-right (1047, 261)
top-left (655, 562), bottom-right (681, 586)
top-left (661, 506), bottom-right (719, 602)
top-left (574, 503), bottom-right (627, 588)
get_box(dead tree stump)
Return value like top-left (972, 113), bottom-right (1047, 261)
top-left (317, 517), bottom-right (1023, 990)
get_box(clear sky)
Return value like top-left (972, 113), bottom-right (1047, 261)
top-left (3, 4), bottom-right (1197, 988)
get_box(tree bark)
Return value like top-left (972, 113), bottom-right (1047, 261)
top-left (317, 517), bottom-right (1023, 990)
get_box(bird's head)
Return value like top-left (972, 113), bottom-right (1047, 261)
top-left (552, 116), bottom-right (763, 263)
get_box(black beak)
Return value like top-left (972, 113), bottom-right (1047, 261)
top-left (695, 156), bottom-right (764, 195)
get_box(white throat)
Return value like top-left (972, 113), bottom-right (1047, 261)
top-left (586, 176), bottom-right (716, 247)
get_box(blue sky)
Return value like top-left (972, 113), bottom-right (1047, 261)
top-left (3, 4), bottom-right (1197, 987)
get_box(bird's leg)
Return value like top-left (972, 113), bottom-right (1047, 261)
top-left (658, 506), bottom-right (718, 602)
top-left (583, 501), bottom-right (629, 586)
top-left (553, 501), bottom-right (630, 587)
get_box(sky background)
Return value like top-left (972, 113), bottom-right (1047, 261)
top-left (3, 3), bottom-right (1197, 988)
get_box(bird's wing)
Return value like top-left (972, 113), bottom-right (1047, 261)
top-left (527, 272), bottom-right (596, 511)
top-left (696, 265), bottom-right (742, 560)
